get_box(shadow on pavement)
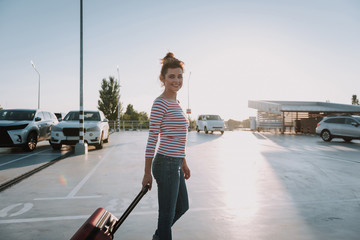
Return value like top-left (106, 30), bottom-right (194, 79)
top-left (0, 145), bottom-right (72, 171)
top-left (257, 133), bottom-right (360, 239)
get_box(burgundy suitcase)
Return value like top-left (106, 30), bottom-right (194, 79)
top-left (70, 185), bottom-right (149, 240)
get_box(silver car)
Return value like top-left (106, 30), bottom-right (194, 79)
top-left (315, 115), bottom-right (360, 142)
top-left (0, 109), bottom-right (58, 151)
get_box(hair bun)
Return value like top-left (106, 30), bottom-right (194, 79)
top-left (164, 52), bottom-right (174, 59)
top-left (161, 52), bottom-right (175, 64)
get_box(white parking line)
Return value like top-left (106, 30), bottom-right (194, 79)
top-left (0, 149), bottom-right (50, 167)
top-left (0, 214), bottom-right (90, 224)
top-left (34, 195), bottom-right (102, 201)
top-left (3, 196), bottom-right (360, 224)
top-left (67, 147), bottom-right (115, 198)
top-left (0, 207), bottom-right (224, 224)
top-left (34, 146), bottom-right (115, 201)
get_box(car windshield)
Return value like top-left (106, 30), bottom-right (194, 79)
top-left (0, 110), bottom-right (36, 121)
top-left (64, 111), bottom-right (101, 121)
top-left (207, 115), bottom-right (221, 120)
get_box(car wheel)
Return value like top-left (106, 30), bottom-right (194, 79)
top-left (95, 133), bottom-right (104, 149)
top-left (51, 143), bottom-right (62, 150)
top-left (103, 131), bottom-right (109, 143)
top-left (204, 127), bottom-right (208, 134)
top-left (321, 130), bottom-right (332, 142)
top-left (196, 126), bottom-right (200, 133)
top-left (24, 132), bottom-right (37, 152)
top-left (343, 137), bottom-right (352, 143)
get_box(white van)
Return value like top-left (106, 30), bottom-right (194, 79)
top-left (196, 114), bottom-right (225, 134)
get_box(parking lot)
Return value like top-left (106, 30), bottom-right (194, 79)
top-left (1, 130), bottom-right (360, 240)
top-left (0, 141), bottom-right (72, 189)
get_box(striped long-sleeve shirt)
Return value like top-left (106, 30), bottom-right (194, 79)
top-left (145, 97), bottom-right (189, 158)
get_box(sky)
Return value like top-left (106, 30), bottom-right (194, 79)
top-left (0, 0), bottom-right (359, 121)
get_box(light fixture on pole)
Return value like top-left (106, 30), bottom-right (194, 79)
top-left (30, 60), bottom-right (40, 109)
top-left (116, 65), bottom-right (120, 132)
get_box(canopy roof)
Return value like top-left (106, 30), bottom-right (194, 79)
top-left (248, 100), bottom-right (360, 114)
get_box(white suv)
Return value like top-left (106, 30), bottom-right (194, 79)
top-left (196, 114), bottom-right (225, 134)
top-left (50, 110), bottom-right (110, 150)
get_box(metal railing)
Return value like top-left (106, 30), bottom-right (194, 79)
top-left (108, 120), bottom-right (150, 131)
top-left (108, 120), bottom-right (197, 132)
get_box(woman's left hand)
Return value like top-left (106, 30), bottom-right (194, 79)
top-left (182, 159), bottom-right (191, 180)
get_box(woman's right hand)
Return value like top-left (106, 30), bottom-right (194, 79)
top-left (142, 173), bottom-right (152, 190)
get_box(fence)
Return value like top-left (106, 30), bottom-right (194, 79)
top-left (108, 120), bottom-right (197, 132)
top-left (108, 120), bottom-right (150, 131)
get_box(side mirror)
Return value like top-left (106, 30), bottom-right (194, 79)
top-left (351, 122), bottom-right (359, 127)
top-left (35, 117), bottom-right (42, 122)
top-left (103, 118), bottom-right (108, 122)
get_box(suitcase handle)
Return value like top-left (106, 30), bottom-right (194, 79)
top-left (111, 185), bottom-right (149, 236)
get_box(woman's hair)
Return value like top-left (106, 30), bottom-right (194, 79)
top-left (160, 52), bottom-right (184, 80)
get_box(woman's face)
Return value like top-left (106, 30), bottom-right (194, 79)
top-left (162, 68), bottom-right (183, 93)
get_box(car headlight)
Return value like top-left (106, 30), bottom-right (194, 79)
top-left (86, 126), bottom-right (100, 132)
top-left (52, 125), bottom-right (62, 131)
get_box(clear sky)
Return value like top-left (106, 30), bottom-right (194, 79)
top-left (1, 0), bottom-right (359, 121)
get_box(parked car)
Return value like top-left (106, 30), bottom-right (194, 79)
top-left (50, 110), bottom-right (110, 150)
top-left (315, 115), bottom-right (360, 142)
top-left (0, 109), bottom-right (58, 151)
top-left (196, 114), bottom-right (225, 134)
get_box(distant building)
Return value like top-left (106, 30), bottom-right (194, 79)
top-left (248, 100), bottom-right (360, 134)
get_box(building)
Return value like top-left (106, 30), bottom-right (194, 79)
top-left (248, 100), bottom-right (360, 133)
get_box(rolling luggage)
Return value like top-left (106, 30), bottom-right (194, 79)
top-left (70, 185), bottom-right (149, 240)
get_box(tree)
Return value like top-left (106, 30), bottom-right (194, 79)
top-left (138, 111), bottom-right (149, 121)
top-left (98, 76), bottom-right (122, 120)
top-left (122, 104), bottom-right (137, 120)
top-left (0, 105), bottom-right (3, 110)
top-left (121, 104), bottom-right (149, 121)
top-left (351, 95), bottom-right (359, 105)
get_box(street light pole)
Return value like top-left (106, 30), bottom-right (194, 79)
top-left (30, 60), bottom-right (40, 109)
top-left (116, 65), bottom-right (120, 132)
top-left (187, 72), bottom-right (191, 130)
top-left (187, 72), bottom-right (191, 112)
top-left (75, 0), bottom-right (88, 155)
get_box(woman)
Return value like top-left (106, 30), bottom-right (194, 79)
top-left (142, 52), bottom-right (191, 240)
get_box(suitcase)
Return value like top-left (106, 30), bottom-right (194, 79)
top-left (70, 185), bottom-right (149, 240)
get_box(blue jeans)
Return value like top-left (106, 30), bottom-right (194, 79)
top-left (152, 153), bottom-right (189, 240)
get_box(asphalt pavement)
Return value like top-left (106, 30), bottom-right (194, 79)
top-left (1, 130), bottom-right (360, 240)
top-left (0, 141), bottom-right (72, 190)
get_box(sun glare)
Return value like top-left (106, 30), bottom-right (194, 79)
top-left (212, 132), bottom-right (261, 222)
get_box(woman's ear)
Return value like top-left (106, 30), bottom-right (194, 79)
top-left (159, 75), bottom-right (165, 87)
